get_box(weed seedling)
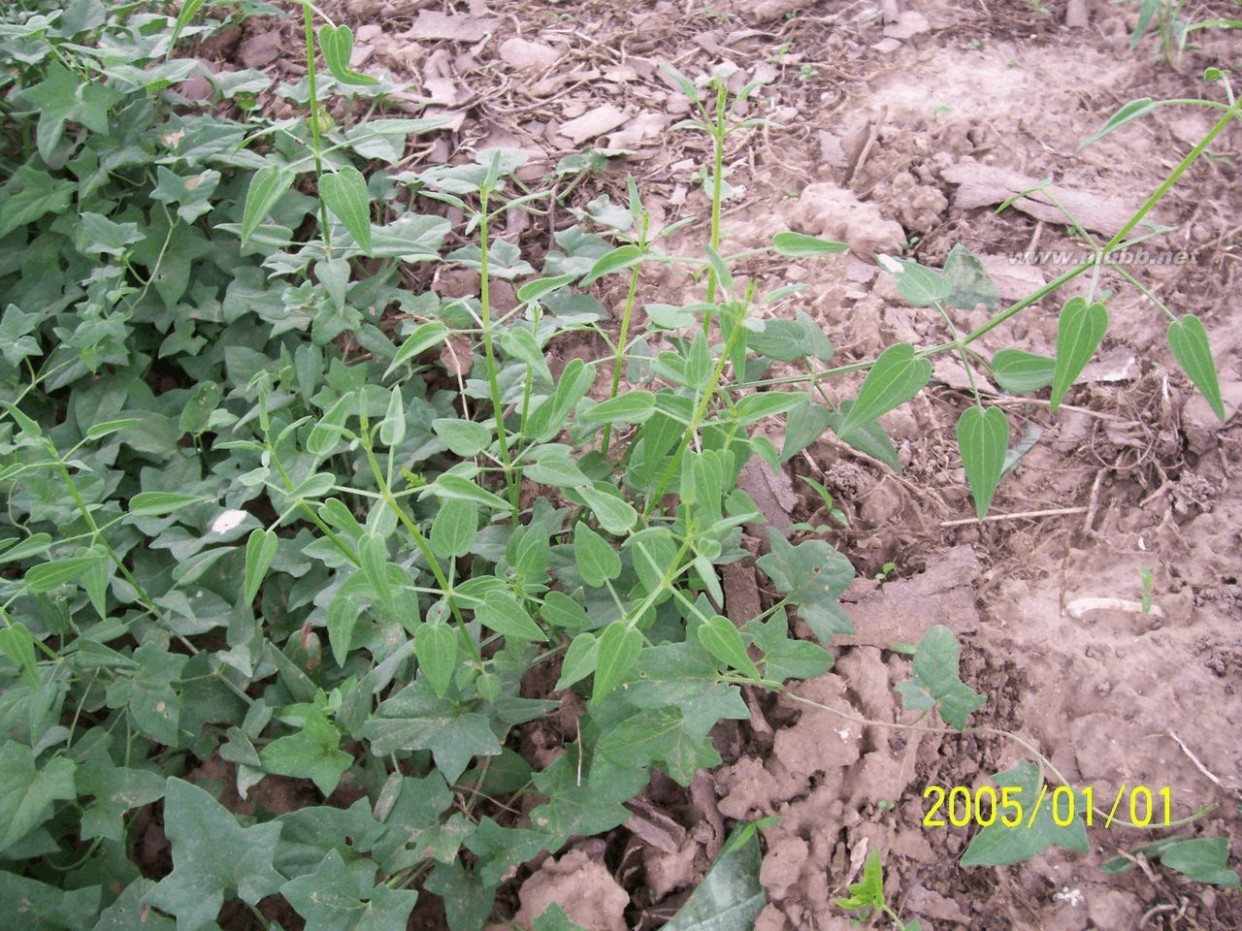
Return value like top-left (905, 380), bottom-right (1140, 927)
top-left (836, 848), bottom-right (922, 930)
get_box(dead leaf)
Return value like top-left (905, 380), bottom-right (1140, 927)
top-left (884, 11), bottom-right (932, 39)
top-left (499, 37), bottom-right (560, 69)
top-left (737, 457), bottom-right (796, 533)
top-left (407, 10), bottom-right (500, 42)
top-left (943, 161), bottom-right (1140, 234)
top-left (238, 31), bottom-right (282, 69)
top-left (558, 104), bottom-right (629, 145)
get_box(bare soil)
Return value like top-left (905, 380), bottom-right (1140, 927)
top-left (185, 1), bottom-right (1242, 928)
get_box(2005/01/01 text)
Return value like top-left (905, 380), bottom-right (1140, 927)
top-left (923, 784), bottom-right (1174, 830)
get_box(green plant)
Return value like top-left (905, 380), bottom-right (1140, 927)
top-left (1139, 566), bottom-right (1156, 614)
top-left (874, 561), bottom-right (897, 582)
top-left (0, 1), bottom-right (1238, 926)
top-left (835, 848), bottom-right (921, 930)
top-left (1128, 0), bottom-right (1242, 65)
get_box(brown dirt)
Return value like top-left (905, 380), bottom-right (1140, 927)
top-left (186, 0), bottom-right (1242, 928)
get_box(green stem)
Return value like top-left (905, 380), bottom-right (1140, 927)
top-left (301, 1), bottom-right (331, 252)
top-left (600, 215), bottom-right (648, 455)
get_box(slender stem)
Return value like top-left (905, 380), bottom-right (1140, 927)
top-left (601, 214), bottom-right (649, 454)
top-left (301, 1), bottom-right (331, 251)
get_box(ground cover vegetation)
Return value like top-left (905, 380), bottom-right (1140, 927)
top-left (0, 0), bottom-right (1236, 928)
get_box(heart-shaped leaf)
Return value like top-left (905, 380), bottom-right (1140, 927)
top-left (240, 165), bottom-right (294, 246)
top-left (991, 348), bottom-right (1055, 394)
top-left (957, 406), bottom-right (1009, 519)
top-left (318, 24), bottom-right (379, 86)
top-left (1049, 297), bottom-right (1108, 412)
top-left (320, 166), bottom-right (372, 254)
top-left (837, 343), bottom-right (932, 437)
top-left (1167, 314), bottom-right (1224, 420)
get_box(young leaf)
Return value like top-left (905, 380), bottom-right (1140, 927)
top-left (696, 615), bottom-right (759, 679)
top-left (431, 498), bottom-right (478, 560)
top-left (771, 231), bottom-right (848, 257)
top-left (1049, 297), bottom-right (1108, 412)
top-left (259, 711), bottom-right (353, 796)
top-left (415, 622), bottom-right (458, 698)
top-left (587, 391), bottom-right (656, 424)
top-left (1079, 97), bottom-right (1158, 149)
top-left (318, 24), bottom-right (380, 86)
top-left (837, 343), bottom-right (932, 438)
top-left (990, 348), bottom-right (1055, 394)
top-left (243, 529), bottom-right (279, 605)
top-left (574, 522), bottom-right (621, 588)
top-left (1167, 314), bottom-right (1224, 420)
top-left (582, 244), bottom-right (644, 285)
top-left (476, 592), bottom-right (548, 642)
top-left (385, 322), bottom-right (449, 377)
top-left (240, 165), bottom-right (295, 246)
top-left (894, 625), bottom-right (984, 730)
top-left (592, 623), bottom-right (642, 703)
top-left (380, 386), bottom-right (406, 447)
top-left (576, 484), bottom-right (637, 535)
top-left (320, 166), bottom-right (373, 254)
top-left (956, 406), bottom-right (1009, 519)
top-left (128, 492), bottom-right (204, 516)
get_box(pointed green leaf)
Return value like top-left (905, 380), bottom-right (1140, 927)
top-left (991, 348), bottom-right (1055, 394)
top-left (771, 231), bottom-right (848, 257)
top-left (957, 406), bottom-right (1008, 519)
top-left (128, 492), bottom-right (204, 517)
top-left (1049, 297), bottom-right (1108, 412)
top-left (327, 591), bottom-right (358, 667)
top-left (430, 497), bottom-right (478, 560)
top-left (555, 632), bottom-right (600, 690)
top-left (1079, 97), bottom-right (1158, 149)
top-left (838, 343), bottom-right (932, 437)
top-left (518, 273), bottom-right (578, 303)
top-left (592, 624), bottom-right (642, 703)
top-left (1167, 314), bottom-right (1224, 420)
top-left (0, 623), bottom-right (38, 683)
top-left (307, 392), bottom-right (355, 457)
top-left (431, 473), bottom-right (510, 512)
top-left (359, 532), bottom-right (395, 607)
top-left (244, 529), bottom-right (279, 604)
top-left (385, 322), bottom-right (449, 377)
top-left (25, 555), bottom-right (104, 594)
top-left (380, 386), bottom-right (406, 447)
top-left (477, 592), bottom-right (547, 642)
top-left (696, 615), bottom-right (759, 679)
top-left (320, 166), bottom-right (373, 254)
top-left (541, 592), bottom-right (592, 631)
top-left (415, 622), bottom-right (458, 698)
top-left (1159, 837), bottom-right (1240, 888)
top-left (573, 522), bottom-right (621, 589)
top-left (241, 164), bottom-right (295, 245)
top-left (588, 391), bottom-right (656, 424)
top-left (582, 244), bottom-right (645, 285)
top-left (432, 418), bottom-right (493, 456)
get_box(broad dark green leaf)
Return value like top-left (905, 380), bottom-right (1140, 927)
top-left (960, 761), bottom-right (1089, 866)
top-left (837, 343), bottom-right (932, 438)
top-left (283, 849), bottom-right (419, 931)
top-left (143, 778), bottom-right (285, 931)
top-left (1167, 314), bottom-right (1224, 420)
top-left (1050, 297), bottom-right (1108, 412)
top-left (0, 740), bottom-right (76, 849)
top-left (957, 406), bottom-right (1008, 519)
top-left (1159, 837), bottom-right (1240, 888)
